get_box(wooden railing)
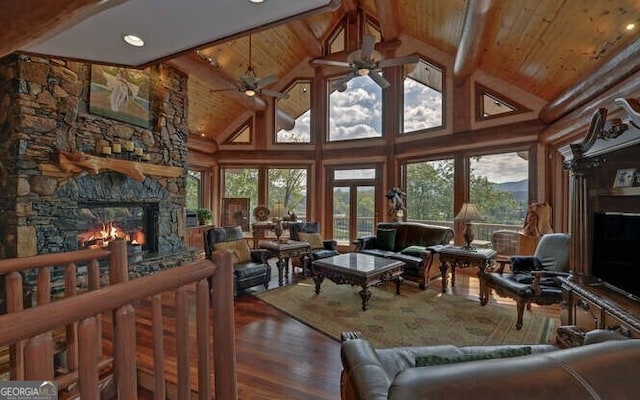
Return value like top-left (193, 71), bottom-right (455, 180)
top-left (0, 239), bottom-right (237, 400)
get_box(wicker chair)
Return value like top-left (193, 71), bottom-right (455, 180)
top-left (490, 230), bottom-right (520, 271)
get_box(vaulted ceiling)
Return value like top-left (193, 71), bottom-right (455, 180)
top-left (6, 0), bottom-right (640, 144)
top-left (173, 0), bottom-right (640, 143)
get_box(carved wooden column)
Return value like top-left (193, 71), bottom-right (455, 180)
top-left (564, 153), bottom-right (600, 282)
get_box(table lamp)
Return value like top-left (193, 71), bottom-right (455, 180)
top-left (455, 203), bottom-right (483, 250)
top-left (271, 201), bottom-right (286, 242)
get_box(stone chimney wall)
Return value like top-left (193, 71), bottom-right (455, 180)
top-left (0, 54), bottom-right (190, 260)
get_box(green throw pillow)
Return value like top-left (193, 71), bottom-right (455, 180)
top-left (376, 229), bottom-right (397, 251)
top-left (415, 346), bottom-right (532, 367)
top-left (401, 245), bottom-right (427, 257)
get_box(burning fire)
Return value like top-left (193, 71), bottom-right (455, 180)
top-left (78, 221), bottom-right (145, 249)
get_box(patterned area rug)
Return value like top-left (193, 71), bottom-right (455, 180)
top-left (255, 280), bottom-right (557, 348)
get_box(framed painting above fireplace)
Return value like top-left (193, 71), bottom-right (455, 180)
top-left (89, 65), bottom-right (150, 128)
top-left (222, 198), bottom-right (250, 232)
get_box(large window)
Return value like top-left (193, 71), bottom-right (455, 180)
top-left (267, 168), bottom-right (308, 220)
top-left (403, 58), bottom-right (443, 133)
top-left (328, 75), bottom-right (382, 142)
top-left (186, 170), bottom-right (202, 210)
top-left (469, 151), bottom-right (529, 239)
top-left (222, 167), bottom-right (259, 225)
top-left (276, 80), bottom-right (311, 143)
top-left (405, 159), bottom-right (454, 226)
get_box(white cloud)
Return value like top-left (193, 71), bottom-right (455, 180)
top-left (470, 153), bottom-right (528, 183)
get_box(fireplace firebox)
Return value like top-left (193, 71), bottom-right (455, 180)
top-left (76, 202), bottom-right (159, 257)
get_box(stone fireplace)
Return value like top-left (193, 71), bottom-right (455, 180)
top-left (0, 54), bottom-right (198, 276)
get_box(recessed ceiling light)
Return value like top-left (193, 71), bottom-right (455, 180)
top-left (123, 34), bottom-right (145, 47)
top-left (626, 23), bottom-right (636, 31)
top-left (247, 0), bottom-right (265, 3)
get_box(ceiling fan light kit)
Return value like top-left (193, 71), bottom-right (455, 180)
top-left (209, 35), bottom-right (288, 99)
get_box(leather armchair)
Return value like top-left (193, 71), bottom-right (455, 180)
top-left (204, 225), bottom-right (271, 296)
top-left (289, 222), bottom-right (339, 275)
top-left (482, 233), bottom-right (571, 329)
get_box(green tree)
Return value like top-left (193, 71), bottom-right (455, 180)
top-left (406, 160), bottom-right (454, 221)
top-left (223, 168), bottom-right (259, 222)
top-left (268, 168), bottom-right (307, 216)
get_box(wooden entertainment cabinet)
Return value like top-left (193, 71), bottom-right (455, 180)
top-left (559, 99), bottom-right (640, 338)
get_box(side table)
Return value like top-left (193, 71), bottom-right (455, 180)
top-left (429, 245), bottom-right (496, 303)
top-left (259, 239), bottom-right (310, 286)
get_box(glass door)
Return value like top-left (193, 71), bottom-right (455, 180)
top-left (329, 168), bottom-right (379, 245)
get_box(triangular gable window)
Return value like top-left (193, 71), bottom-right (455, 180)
top-left (476, 84), bottom-right (529, 120)
top-left (224, 121), bottom-right (252, 144)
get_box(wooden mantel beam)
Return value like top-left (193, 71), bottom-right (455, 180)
top-left (374, 0), bottom-right (401, 40)
top-left (1, 0), bottom-right (115, 58)
top-left (453, 0), bottom-right (495, 86)
top-left (539, 37), bottom-right (640, 124)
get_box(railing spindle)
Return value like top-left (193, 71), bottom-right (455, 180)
top-left (7, 271), bottom-right (25, 380)
top-left (151, 294), bottom-right (166, 400)
top-left (175, 286), bottom-right (190, 400)
top-left (65, 263), bottom-right (78, 372)
top-left (114, 304), bottom-right (137, 400)
top-left (77, 317), bottom-right (99, 399)
top-left (195, 279), bottom-right (211, 400)
top-left (212, 251), bottom-right (238, 400)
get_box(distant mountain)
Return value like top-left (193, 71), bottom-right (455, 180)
top-left (493, 179), bottom-right (528, 204)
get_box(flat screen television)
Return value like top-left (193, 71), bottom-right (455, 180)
top-left (592, 212), bottom-right (640, 301)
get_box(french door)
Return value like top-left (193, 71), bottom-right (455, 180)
top-left (329, 167), bottom-right (380, 246)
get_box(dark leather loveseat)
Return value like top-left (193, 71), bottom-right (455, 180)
top-left (354, 222), bottom-right (454, 289)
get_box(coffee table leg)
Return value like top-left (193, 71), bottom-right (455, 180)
top-left (359, 286), bottom-right (372, 311)
top-left (439, 262), bottom-right (448, 293)
top-left (394, 277), bottom-right (402, 295)
top-left (284, 257), bottom-right (290, 281)
top-left (313, 274), bottom-right (324, 294)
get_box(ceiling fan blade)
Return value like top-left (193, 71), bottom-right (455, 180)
top-left (361, 34), bottom-right (375, 60)
top-left (378, 54), bottom-right (420, 68)
top-left (311, 58), bottom-right (351, 68)
top-left (256, 75), bottom-right (277, 89)
top-left (368, 70), bottom-right (390, 89)
top-left (333, 71), bottom-right (356, 92)
top-left (260, 89), bottom-right (289, 99)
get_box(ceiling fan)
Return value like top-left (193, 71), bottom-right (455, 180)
top-left (312, 34), bottom-right (419, 91)
top-left (210, 35), bottom-right (289, 99)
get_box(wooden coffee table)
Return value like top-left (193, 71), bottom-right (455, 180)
top-left (311, 253), bottom-right (405, 311)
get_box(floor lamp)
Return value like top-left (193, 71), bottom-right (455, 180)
top-left (455, 203), bottom-right (483, 251)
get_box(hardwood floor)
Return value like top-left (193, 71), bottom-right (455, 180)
top-left (129, 260), bottom-right (561, 400)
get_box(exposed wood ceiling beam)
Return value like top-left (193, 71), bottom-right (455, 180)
top-left (341, 0), bottom-right (359, 12)
top-left (0, 0), bottom-right (112, 58)
top-left (289, 20), bottom-right (323, 57)
top-left (454, 0), bottom-right (494, 86)
top-left (374, 0), bottom-right (401, 40)
top-left (539, 37), bottom-right (640, 124)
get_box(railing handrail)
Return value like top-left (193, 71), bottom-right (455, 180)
top-left (0, 259), bottom-right (217, 347)
top-left (0, 248), bottom-right (111, 274)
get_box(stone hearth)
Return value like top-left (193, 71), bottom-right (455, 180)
top-left (0, 54), bottom-right (198, 276)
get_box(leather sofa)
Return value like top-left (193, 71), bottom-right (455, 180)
top-left (340, 330), bottom-right (637, 400)
top-left (354, 222), bottom-right (454, 289)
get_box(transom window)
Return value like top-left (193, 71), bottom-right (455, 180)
top-left (276, 80), bottom-right (311, 143)
top-left (403, 58), bottom-right (443, 133)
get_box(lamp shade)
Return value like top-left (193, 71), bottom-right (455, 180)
top-left (271, 201), bottom-right (286, 219)
top-left (455, 203), bottom-right (482, 221)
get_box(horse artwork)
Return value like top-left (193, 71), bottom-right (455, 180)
top-left (386, 187), bottom-right (407, 222)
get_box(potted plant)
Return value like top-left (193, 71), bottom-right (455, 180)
top-left (197, 208), bottom-right (212, 226)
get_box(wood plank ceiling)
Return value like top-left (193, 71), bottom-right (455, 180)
top-left (173, 0), bottom-right (640, 142)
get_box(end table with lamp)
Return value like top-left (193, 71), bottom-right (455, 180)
top-left (455, 202), bottom-right (483, 250)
